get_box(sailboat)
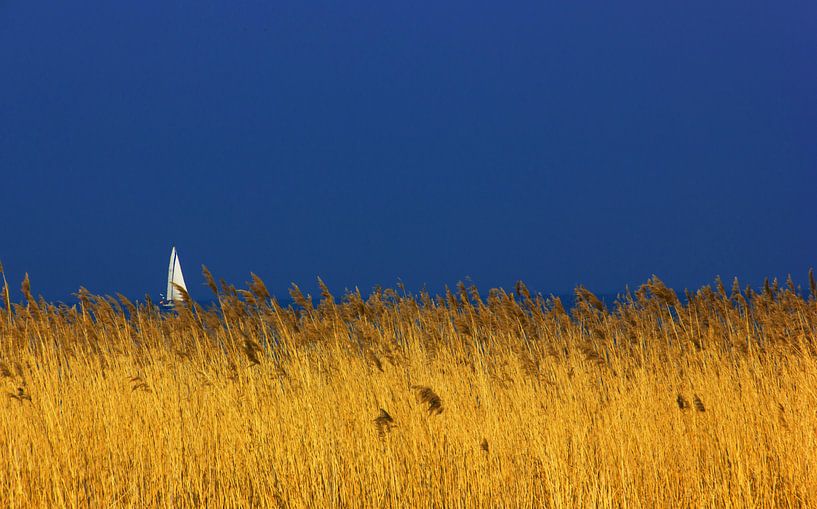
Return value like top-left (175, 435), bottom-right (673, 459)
top-left (165, 246), bottom-right (188, 306)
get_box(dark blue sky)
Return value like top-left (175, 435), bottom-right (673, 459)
top-left (1, 1), bottom-right (815, 301)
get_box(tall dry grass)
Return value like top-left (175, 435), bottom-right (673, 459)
top-left (0, 268), bottom-right (816, 507)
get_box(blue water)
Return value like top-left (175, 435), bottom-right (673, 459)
top-left (45, 291), bottom-right (629, 312)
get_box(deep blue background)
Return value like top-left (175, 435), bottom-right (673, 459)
top-left (1, 1), bottom-right (815, 302)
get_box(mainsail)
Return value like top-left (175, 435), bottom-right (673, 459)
top-left (166, 246), bottom-right (188, 304)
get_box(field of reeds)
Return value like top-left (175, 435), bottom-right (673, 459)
top-left (1, 264), bottom-right (816, 508)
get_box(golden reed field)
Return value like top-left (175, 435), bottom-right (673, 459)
top-left (1, 264), bottom-right (816, 508)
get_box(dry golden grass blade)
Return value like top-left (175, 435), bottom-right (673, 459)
top-left (289, 283), bottom-right (312, 312)
top-left (243, 339), bottom-right (262, 365)
top-left (201, 265), bottom-right (219, 298)
top-left (317, 277), bottom-right (334, 305)
top-left (413, 385), bottom-right (444, 415)
top-left (694, 394), bottom-right (706, 412)
top-left (366, 350), bottom-right (384, 372)
top-left (0, 274), bottom-right (813, 506)
top-left (8, 387), bottom-right (31, 403)
top-left (575, 285), bottom-right (605, 313)
top-left (250, 273), bottom-right (271, 302)
top-left (171, 282), bottom-right (192, 305)
top-left (374, 408), bottom-right (395, 437)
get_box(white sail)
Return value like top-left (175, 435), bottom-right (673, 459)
top-left (166, 246), bottom-right (188, 304)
